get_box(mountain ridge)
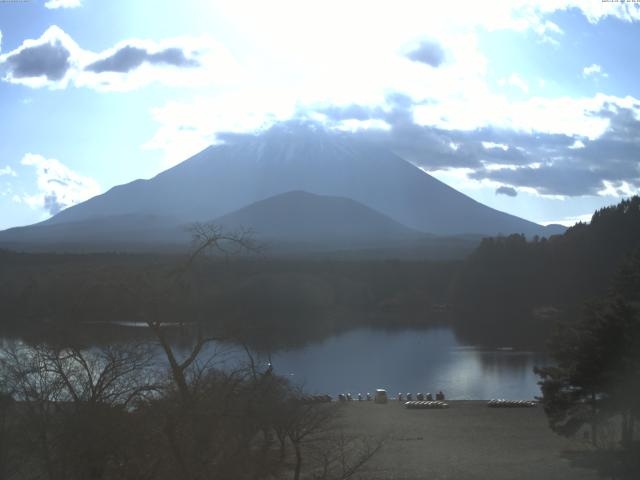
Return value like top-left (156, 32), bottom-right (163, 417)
top-left (0, 123), bottom-right (565, 253)
top-left (212, 190), bottom-right (426, 245)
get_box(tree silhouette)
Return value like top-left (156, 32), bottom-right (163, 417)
top-left (535, 249), bottom-right (640, 477)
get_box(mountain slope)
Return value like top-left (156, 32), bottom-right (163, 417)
top-left (0, 191), bottom-right (428, 253)
top-left (0, 214), bottom-right (187, 251)
top-left (213, 190), bottom-right (425, 247)
top-left (3, 123), bottom-right (561, 242)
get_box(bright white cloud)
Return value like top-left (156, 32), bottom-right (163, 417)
top-left (0, 166), bottom-right (17, 177)
top-left (482, 142), bottom-right (509, 151)
top-left (583, 63), bottom-right (609, 79)
top-left (45, 0), bottom-right (82, 9)
top-left (583, 64), bottom-right (600, 76)
top-left (535, 19), bottom-right (562, 35)
top-left (412, 93), bottom-right (630, 139)
top-left (484, 164), bottom-right (520, 171)
top-left (0, 26), bottom-right (239, 91)
top-left (542, 213), bottom-right (592, 227)
top-left (532, 19), bottom-right (563, 45)
top-left (555, 0), bottom-right (640, 23)
top-left (142, 91), bottom-right (298, 167)
top-left (20, 153), bottom-right (100, 215)
top-left (145, 89), bottom-right (637, 173)
top-left (202, 0), bottom-right (636, 120)
top-left (2, 0), bottom-right (635, 101)
top-left (499, 73), bottom-right (529, 93)
top-left (334, 119), bottom-right (391, 133)
top-left (215, 0), bottom-right (632, 46)
top-left (598, 180), bottom-right (638, 198)
top-left (427, 167), bottom-right (500, 193)
top-left (141, 0), bottom-right (636, 166)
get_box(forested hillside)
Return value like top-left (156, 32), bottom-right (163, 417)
top-left (2, 197), bottom-right (638, 349)
top-left (452, 196), bottom-right (640, 346)
top-left (0, 250), bottom-right (456, 349)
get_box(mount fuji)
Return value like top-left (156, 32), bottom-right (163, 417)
top-left (0, 123), bottom-right (563, 254)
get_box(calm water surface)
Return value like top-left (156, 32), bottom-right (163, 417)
top-left (209, 327), bottom-right (548, 400)
top-left (2, 325), bottom-right (548, 400)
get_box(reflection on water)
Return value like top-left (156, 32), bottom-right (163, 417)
top-left (250, 327), bottom-right (548, 400)
top-left (1, 325), bottom-right (549, 400)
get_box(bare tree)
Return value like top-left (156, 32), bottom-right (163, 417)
top-left (41, 343), bottom-right (158, 408)
top-left (0, 341), bottom-right (159, 480)
top-left (287, 402), bottom-right (337, 480)
top-left (135, 223), bottom-right (264, 480)
top-left (1, 342), bottom-right (70, 480)
top-left (0, 388), bottom-right (16, 480)
top-left (140, 224), bottom-right (387, 480)
top-left (309, 430), bottom-right (385, 480)
top-left (145, 222), bottom-right (261, 405)
top-left (184, 223), bottom-right (259, 270)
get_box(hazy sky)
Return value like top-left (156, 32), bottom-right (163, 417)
top-left (1, 0), bottom-right (639, 229)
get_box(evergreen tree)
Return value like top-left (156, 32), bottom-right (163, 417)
top-left (535, 249), bottom-right (640, 476)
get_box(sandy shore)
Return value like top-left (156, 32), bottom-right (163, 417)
top-left (335, 400), bottom-right (598, 480)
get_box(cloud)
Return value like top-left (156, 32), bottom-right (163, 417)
top-left (313, 104), bottom-right (381, 122)
top-left (3, 2), bottom-right (635, 96)
top-left (5, 40), bottom-right (70, 81)
top-left (496, 186), bottom-right (518, 197)
top-left (45, 0), bottom-right (82, 9)
top-left (143, 69), bottom-right (640, 198)
top-left (0, 166), bottom-right (17, 177)
top-left (309, 94), bottom-right (640, 197)
top-left (563, 1), bottom-right (640, 24)
top-left (456, 102), bottom-right (640, 196)
top-left (406, 40), bottom-right (445, 67)
top-left (85, 45), bottom-right (199, 73)
top-left (0, 26), bottom-right (237, 91)
top-left (532, 19), bottom-right (563, 45)
top-left (137, 0), bottom-right (640, 186)
top-left (583, 63), bottom-right (608, 79)
top-left (498, 73), bottom-right (529, 93)
top-left (0, 26), bottom-right (79, 87)
top-left (541, 212), bottom-right (592, 227)
top-left (142, 91), bottom-right (297, 166)
top-left (78, 35), bottom-right (238, 91)
top-left (20, 153), bottom-right (100, 215)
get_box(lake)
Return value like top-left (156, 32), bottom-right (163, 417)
top-left (201, 327), bottom-right (549, 400)
top-left (1, 325), bottom-right (549, 400)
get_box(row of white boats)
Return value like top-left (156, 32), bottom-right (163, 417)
top-left (334, 391), bottom-right (537, 408)
top-left (403, 399), bottom-right (537, 409)
top-left (404, 401), bottom-right (449, 409)
top-left (486, 399), bottom-right (537, 408)
top-left (337, 391), bottom-right (447, 403)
